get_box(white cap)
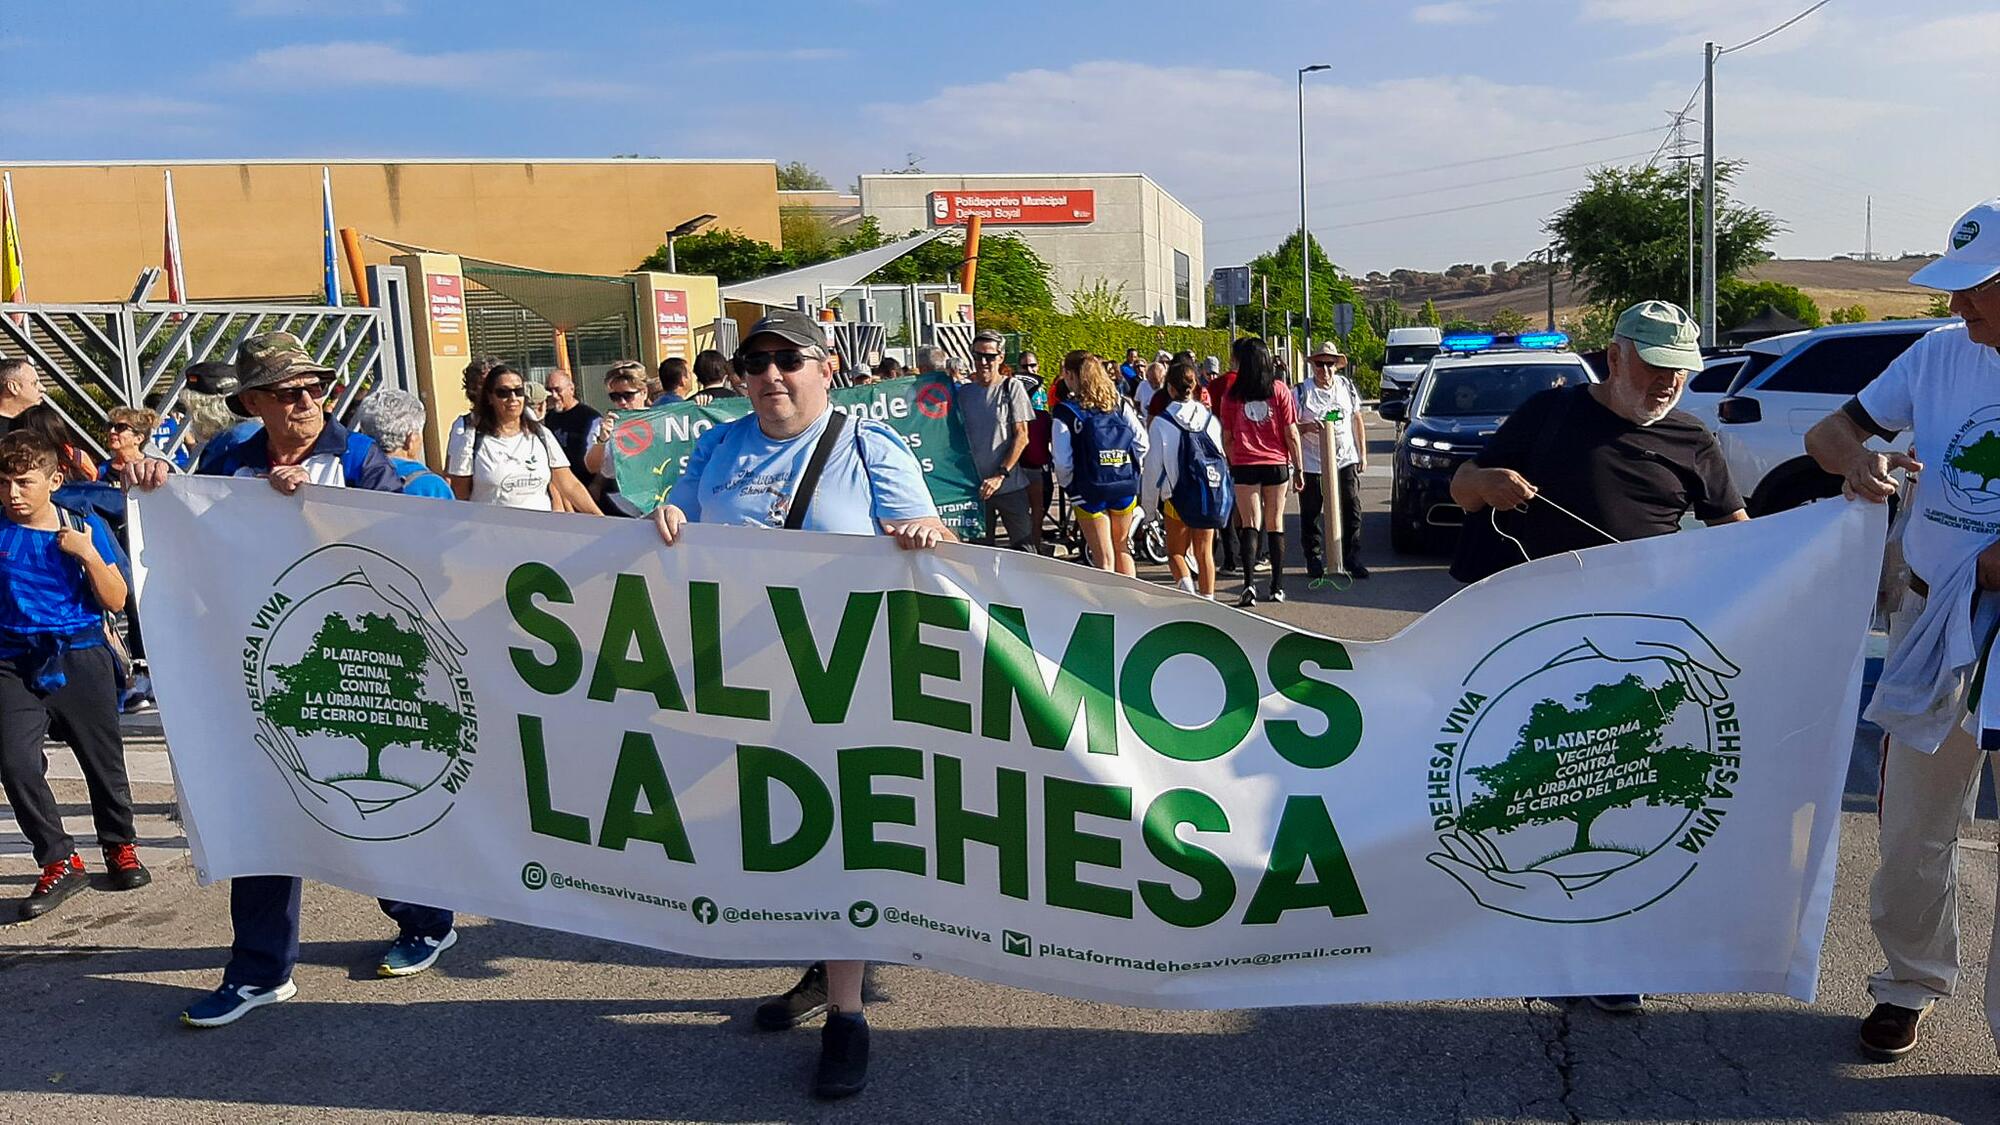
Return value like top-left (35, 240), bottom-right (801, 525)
top-left (1909, 198), bottom-right (2000, 292)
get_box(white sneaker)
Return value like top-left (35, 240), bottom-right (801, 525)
top-left (1176, 577), bottom-right (1197, 594)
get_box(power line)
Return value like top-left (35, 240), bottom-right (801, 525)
top-left (1716, 0), bottom-right (1833, 55)
top-left (1200, 148), bottom-right (1658, 226)
top-left (1207, 182), bottom-right (1589, 253)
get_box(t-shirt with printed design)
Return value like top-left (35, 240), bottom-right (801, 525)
top-left (667, 407), bottom-right (935, 535)
top-left (1850, 324), bottom-right (2000, 586)
top-left (445, 425), bottom-right (568, 510)
top-left (1298, 375), bottom-right (1362, 474)
top-left (1217, 379), bottom-right (1299, 467)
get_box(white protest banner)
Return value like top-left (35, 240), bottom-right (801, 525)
top-left (133, 479), bottom-right (1882, 1009)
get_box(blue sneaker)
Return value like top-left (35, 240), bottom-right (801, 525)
top-left (1588, 994), bottom-right (1645, 1013)
top-left (180, 981), bottom-right (297, 1028)
top-left (378, 928), bottom-right (457, 977)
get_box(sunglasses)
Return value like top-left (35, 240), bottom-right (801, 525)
top-left (971, 351), bottom-right (1002, 364)
top-left (492, 386), bottom-right (528, 400)
top-left (108, 423), bottom-right (137, 435)
top-left (607, 389), bottom-right (644, 403)
top-left (258, 381), bottom-right (329, 405)
top-left (740, 349), bottom-right (815, 376)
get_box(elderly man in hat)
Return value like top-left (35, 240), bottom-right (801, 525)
top-left (1805, 197), bottom-right (2000, 1063)
top-left (1298, 340), bottom-right (1369, 579)
top-left (123, 333), bottom-right (459, 1027)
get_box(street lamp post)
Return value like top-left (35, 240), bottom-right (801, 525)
top-left (664, 213), bottom-right (718, 273)
top-left (1298, 63), bottom-right (1331, 351)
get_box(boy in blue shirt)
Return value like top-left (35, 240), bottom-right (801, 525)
top-left (0, 431), bottom-right (150, 921)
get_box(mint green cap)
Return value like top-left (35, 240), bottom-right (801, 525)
top-left (1613, 299), bottom-right (1703, 370)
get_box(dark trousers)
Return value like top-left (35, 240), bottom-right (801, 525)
top-left (225, 876), bottom-right (454, 988)
top-left (983, 487), bottom-right (1034, 551)
top-left (1300, 465), bottom-right (1363, 574)
top-left (0, 646), bottom-right (136, 867)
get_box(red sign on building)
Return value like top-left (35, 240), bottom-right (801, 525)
top-left (928, 189), bottom-right (1096, 227)
top-left (425, 273), bottom-right (467, 357)
top-left (654, 288), bottom-right (691, 362)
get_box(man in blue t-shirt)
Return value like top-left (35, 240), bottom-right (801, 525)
top-left (0, 431), bottom-right (151, 922)
top-left (655, 307), bottom-right (949, 1101)
top-left (124, 332), bottom-right (456, 1029)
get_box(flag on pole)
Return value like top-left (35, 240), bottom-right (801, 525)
top-left (320, 166), bottom-right (340, 307)
top-left (2, 171), bottom-right (26, 307)
top-left (163, 169), bottom-right (186, 303)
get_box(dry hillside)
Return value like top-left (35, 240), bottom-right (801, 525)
top-left (1412, 258), bottom-right (1937, 326)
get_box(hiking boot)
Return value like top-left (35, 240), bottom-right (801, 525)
top-left (755, 961), bottom-right (829, 1030)
top-left (812, 1009), bottom-right (870, 1099)
top-left (1858, 1002), bottom-right (1926, 1061)
top-left (102, 843), bottom-right (151, 891)
top-left (181, 981), bottom-right (297, 1028)
top-left (20, 855), bottom-right (87, 920)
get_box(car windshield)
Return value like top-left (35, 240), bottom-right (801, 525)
top-left (1416, 363), bottom-right (1589, 417)
top-left (1386, 344), bottom-right (1441, 366)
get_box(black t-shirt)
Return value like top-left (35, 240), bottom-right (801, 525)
top-left (540, 403), bottom-right (601, 477)
top-left (1450, 385), bottom-right (1743, 583)
top-left (0, 411), bottom-right (15, 439)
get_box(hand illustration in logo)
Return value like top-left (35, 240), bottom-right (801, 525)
top-left (1560, 616), bottom-right (1741, 708)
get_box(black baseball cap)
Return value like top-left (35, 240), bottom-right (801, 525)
top-left (741, 308), bottom-right (827, 353)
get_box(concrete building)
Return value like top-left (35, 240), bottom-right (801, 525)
top-left (857, 173), bottom-right (1205, 326)
top-left (1, 158), bottom-right (780, 303)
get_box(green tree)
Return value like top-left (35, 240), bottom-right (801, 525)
top-left (263, 613), bottom-right (464, 783)
top-left (1949, 432), bottom-right (2000, 490)
top-left (1458, 675), bottom-right (1718, 854)
top-left (1064, 278), bottom-right (1135, 320)
top-left (1828, 303), bottom-right (1870, 324)
top-left (869, 230), bottom-right (1055, 314)
top-left (776, 161), bottom-right (832, 191)
top-left (638, 227), bottom-right (785, 283)
top-left (1208, 232), bottom-right (1363, 344)
top-left (1547, 162), bottom-right (1779, 317)
top-left (1419, 298), bottom-right (1443, 328)
top-left (1923, 293), bottom-right (1953, 318)
top-left (1488, 307), bottom-right (1532, 334)
top-left (1718, 278), bottom-right (1822, 331)
top-left (1559, 303), bottom-right (1620, 352)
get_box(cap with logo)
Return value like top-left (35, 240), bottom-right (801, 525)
top-left (1613, 299), bottom-right (1703, 371)
top-left (1909, 198), bottom-right (2000, 293)
top-left (740, 307), bottom-right (828, 354)
top-left (185, 331), bottom-right (336, 417)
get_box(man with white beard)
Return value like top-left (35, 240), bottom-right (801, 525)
top-left (1447, 298), bottom-right (1748, 582)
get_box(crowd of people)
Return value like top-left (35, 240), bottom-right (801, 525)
top-left (2, 197), bottom-right (1999, 1098)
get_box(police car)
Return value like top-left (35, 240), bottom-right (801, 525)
top-left (1376, 332), bottom-right (1597, 552)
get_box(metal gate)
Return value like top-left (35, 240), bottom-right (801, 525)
top-left (0, 266), bottom-right (416, 466)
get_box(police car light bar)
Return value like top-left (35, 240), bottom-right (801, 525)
top-left (1440, 334), bottom-right (1494, 352)
top-left (1515, 331), bottom-right (1570, 349)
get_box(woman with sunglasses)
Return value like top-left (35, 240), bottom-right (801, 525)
top-left (446, 365), bottom-right (600, 513)
top-left (98, 407), bottom-right (158, 482)
top-left (581, 366), bottom-right (652, 496)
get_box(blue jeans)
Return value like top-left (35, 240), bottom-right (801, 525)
top-left (223, 875), bottom-right (453, 988)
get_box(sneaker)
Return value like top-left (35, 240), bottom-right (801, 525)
top-left (1349, 563), bottom-right (1371, 580)
top-left (1268, 586), bottom-right (1287, 604)
top-left (1175, 576), bottom-right (1197, 594)
top-left (1587, 993), bottom-right (1644, 1013)
top-left (1236, 584), bottom-right (1257, 608)
top-left (19, 854), bottom-right (87, 920)
top-left (180, 980), bottom-right (297, 1028)
top-left (377, 928), bottom-right (457, 977)
top-left (755, 961), bottom-right (829, 1030)
top-left (812, 1009), bottom-right (870, 1099)
top-left (1858, 1002), bottom-right (1926, 1061)
top-left (101, 843), bottom-right (151, 891)
top-left (1252, 558), bottom-right (1270, 574)
top-left (121, 672), bottom-right (156, 714)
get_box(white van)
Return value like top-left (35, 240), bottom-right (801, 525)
top-left (1380, 326), bottom-right (1443, 401)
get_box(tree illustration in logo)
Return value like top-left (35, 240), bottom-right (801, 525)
top-left (262, 612), bottom-right (464, 784)
top-left (1457, 675), bottom-right (1719, 856)
top-left (1949, 431), bottom-right (2000, 492)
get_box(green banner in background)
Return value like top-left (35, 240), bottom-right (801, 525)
top-left (608, 374), bottom-right (986, 538)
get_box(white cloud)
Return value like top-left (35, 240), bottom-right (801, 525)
top-left (1412, 2), bottom-right (1499, 25)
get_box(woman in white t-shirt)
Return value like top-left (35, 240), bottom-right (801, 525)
top-left (446, 364), bottom-right (601, 513)
top-left (1141, 360), bottom-right (1227, 597)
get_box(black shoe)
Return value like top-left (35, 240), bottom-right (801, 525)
top-left (754, 961), bottom-right (829, 1030)
top-left (1304, 557), bottom-right (1325, 581)
top-left (1348, 563), bottom-right (1371, 580)
top-left (1236, 584), bottom-right (1257, 608)
top-left (102, 844), bottom-right (151, 891)
top-left (1858, 1002), bottom-right (1926, 1061)
top-left (813, 1009), bottom-right (869, 1099)
top-left (20, 855), bottom-right (87, 921)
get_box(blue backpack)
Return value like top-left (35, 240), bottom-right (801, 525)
top-left (1067, 405), bottom-right (1140, 504)
top-left (1168, 411), bottom-right (1233, 529)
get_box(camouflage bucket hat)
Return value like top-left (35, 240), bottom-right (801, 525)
top-left (186, 332), bottom-right (336, 416)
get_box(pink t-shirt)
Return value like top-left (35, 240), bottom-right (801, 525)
top-left (1217, 378), bottom-right (1298, 466)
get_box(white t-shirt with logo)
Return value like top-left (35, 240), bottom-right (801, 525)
top-left (1854, 324), bottom-right (2000, 585)
top-left (445, 425), bottom-right (568, 510)
top-left (1298, 375), bottom-right (1362, 474)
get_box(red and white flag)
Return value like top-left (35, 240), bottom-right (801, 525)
top-left (163, 169), bottom-right (186, 303)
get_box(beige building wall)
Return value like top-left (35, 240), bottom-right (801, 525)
top-left (4, 158), bottom-right (780, 303)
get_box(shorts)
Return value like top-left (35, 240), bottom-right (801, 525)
top-left (1073, 493), bottom-right (1139, 518)
top-left (1230, 463), bottom-right (1291, 486)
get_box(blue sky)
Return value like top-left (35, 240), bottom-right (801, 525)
top-left (1, 0), bottom-right (1991, 274)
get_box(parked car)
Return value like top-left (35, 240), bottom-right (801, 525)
top-left (1712, 318), bottom-right (1956, 515)
top-left (1378, 334), bottom-right (1597, 553)
top-left (1379, 326), bottom-right (1444, 402)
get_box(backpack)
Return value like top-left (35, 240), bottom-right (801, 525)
top-left (1168, 409), bottom-right (1234, 529)
top-left (54, 506), bottom-right (135, 686)
top-left (1068, 405), bottom-right (1140, 505)
top-left (399, 462), bottom-right (447, 492)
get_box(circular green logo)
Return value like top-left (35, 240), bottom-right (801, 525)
top-left (847, 900), bottom-right (879, 928)
top-left (521, 862), bottom-right (547, 891)
top-left (690, 896), bottom-right (719, 925)
top-left (245, 546), bottom-right (476, 841)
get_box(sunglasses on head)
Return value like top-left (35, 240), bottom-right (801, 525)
top-left (492, 385), bottom-right (527, 400)
top-left (739, 349), bottom-right (815, 376)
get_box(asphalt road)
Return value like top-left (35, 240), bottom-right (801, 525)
top-left (2, 418), bottom-right (1994, 1124)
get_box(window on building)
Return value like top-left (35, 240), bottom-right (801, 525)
top-left (1174, 251), bottom-right (1192, 323)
